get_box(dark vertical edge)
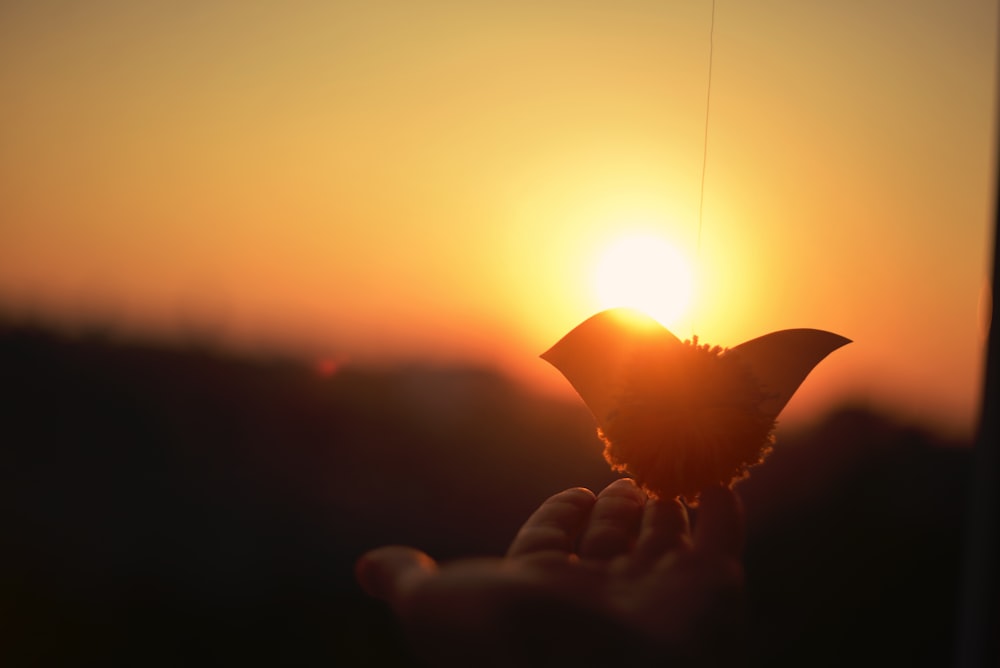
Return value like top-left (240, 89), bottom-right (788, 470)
top-left (955, 22), bottom-right (1000, 668)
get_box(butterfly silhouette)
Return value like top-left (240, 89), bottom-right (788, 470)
top-left (542, 308), bottom-right (851, 502)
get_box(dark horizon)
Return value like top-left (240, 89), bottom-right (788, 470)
top-left (2, 319), bottom-right (978, 666)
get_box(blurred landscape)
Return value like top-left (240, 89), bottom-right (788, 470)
top-left (2, 317), bottom-right (978, 667)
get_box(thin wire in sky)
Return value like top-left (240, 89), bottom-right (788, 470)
top-left (697, 0), bottom-right (716, 260)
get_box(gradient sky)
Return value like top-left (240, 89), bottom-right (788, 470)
top-left (1, 1), bottom-right (996, 436)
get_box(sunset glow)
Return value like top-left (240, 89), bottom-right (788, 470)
top-left (0, 1), bottom-right (995, 435)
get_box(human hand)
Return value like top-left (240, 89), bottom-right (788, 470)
top-left (355, 479), bottom-right (745, 667)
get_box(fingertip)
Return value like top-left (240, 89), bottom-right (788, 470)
top-left (597, 477), bottom-right (647, 502)
top-left (549, 486), bottom-right (599, 507)
top-left (507, 487), bottom-right (597, 557)
top-left (578, 479), bottom-right (648, 560)
top-left (355, 546), bottom-right (437, 602)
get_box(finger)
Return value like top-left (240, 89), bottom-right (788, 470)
top-left (692, 485), bottom-right (744, 558)
top-left (506, 487), bottom-right (597, 558)
top-left (355, 546), bottom-right (438, 604)
top-left (633, 496), bottom-right (690, 565)
top-left (578, 478), bottom-right (647, 560)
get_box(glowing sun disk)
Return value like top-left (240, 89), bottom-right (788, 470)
top-left (594, 234), bottom-right (694, 327)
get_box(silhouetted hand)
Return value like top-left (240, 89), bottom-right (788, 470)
top-left (355, 479), bottom-right (746, 667)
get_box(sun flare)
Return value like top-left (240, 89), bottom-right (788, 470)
top-left (593, 234), bottom-right (694, 328)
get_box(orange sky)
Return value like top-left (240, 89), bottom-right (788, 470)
top-left (1, 1), bottom-right (996, 436)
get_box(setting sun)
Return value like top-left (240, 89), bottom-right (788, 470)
top-left (593, 233), bottom-right (695, 328)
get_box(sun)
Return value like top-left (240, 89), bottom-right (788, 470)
top-left (593, 233), bottom-right (694, 328)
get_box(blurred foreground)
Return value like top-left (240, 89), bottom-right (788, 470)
top-left (2, 321), bottom-right (975, 667)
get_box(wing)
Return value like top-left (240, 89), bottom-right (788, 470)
top-left (541, 308), bottom-right (681, 428)
top-left (727, 328), bottom-right (851, 420)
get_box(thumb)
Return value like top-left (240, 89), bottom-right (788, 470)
top-left (355, 545), bottom-right (438, 604)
